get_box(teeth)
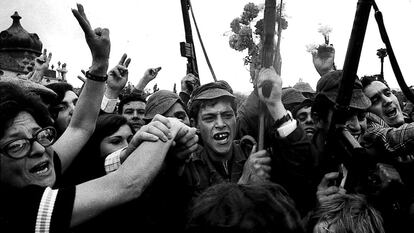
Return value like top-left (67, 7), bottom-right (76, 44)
top-left (214, 133), bottom-right (229, 140)
top-left (35, 166), bottom-right (49, 175)
top-left (385, 109), bottom-right (396, 117)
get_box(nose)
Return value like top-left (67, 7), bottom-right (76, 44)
top-left (28, 141), bottom-right (46, 158)
top-left (68, 103), bottom-right (76, 115)
top-left (382, 94), bottom-right (393, 107)
top-left (215, 115), bottom-right (226, 128)
top-left (346, 115), bottom-right (361, 133)
top-left (305, 114), bottom-right (314, 125)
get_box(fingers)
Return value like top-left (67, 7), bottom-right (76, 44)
top-left (318, 172), bottom-right (339, 190)
top-left (100, 28), bottom-right (110, 38)
top-left (47, 52), bottom-right (52, 63)
top-left (136, 131), bottom-right (159, 142)
top-left (145, 121), bottom-right (172, 142)
top-left (250, 149), bottom-right (269, 158)
top-left (250, 144), bottom-right (257, 154)
top-left (110, 66), bottom-right (123, 78)
top-left (176, 127), bottom-right (197, 145)
top-left (125, 58), bottom-right (131, 68)
top-left (77, 75), bottom-right (86, 83)
top-left (119, 53), bottom-right (127, 65)
top-left (152, 114), bottom-right (172, 129)
top-left (72, 5), bottom-right (93, 37)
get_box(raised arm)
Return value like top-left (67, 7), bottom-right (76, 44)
top-left (53, 4), bottom-right (110, 172)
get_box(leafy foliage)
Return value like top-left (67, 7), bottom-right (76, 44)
top-left (228, 2), bottom-right (288, 81)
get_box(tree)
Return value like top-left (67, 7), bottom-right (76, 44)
top-left (228, 2), bottom-right (288, 83)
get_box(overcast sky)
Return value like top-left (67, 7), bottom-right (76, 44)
top-left (1, 0), bottom-right (413, 93)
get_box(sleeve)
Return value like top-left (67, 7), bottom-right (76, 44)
top-left (104, 147), bottom-right (125, 173)
top-left (364, 121), bottom-right (414, 155)
top-left (100, 94), bottom-right (119, 113)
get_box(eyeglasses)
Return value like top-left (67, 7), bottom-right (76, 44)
top-left (0, 127), bottom-right (57, 159)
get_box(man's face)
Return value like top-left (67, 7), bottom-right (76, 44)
top-left (121, 101), bottom-right (146, 132)
top-left (295, 106), bottom-right (315, 139)
top-left (364, 81), bottom-right (404, 127)
top-left (196, 100), bottom-right (236, 157)
top-left (315, 108), bottom-right (367, 142)
top-left (56, 90), bottom-right (78, 133)
top-left (164, 102), bottom-right (190, 126)
top-left (0, 112), bottom-right (56, 188)
top-left (344, 110), bottom-right (367, 142)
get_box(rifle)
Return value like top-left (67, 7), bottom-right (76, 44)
top-left (180, 0), bottom-right (199, 80)
top-left (257, 0), bottom-right (277, 150)
top-left (326, 0), bottom-right (372, 192)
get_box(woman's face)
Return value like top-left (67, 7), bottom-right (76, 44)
top-left (0, 112), bottom-right (56, 188)
top-left (99, 124), bottom-right (133, 158)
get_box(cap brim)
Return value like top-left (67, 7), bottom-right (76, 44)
top-left (195, 88), bottom-right (235, 100)
top-left (325, 89), bottom-right (371, 110)
top-left (144, 98), bottom-right (180, 120)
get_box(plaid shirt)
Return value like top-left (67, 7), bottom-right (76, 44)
top-left (363, 112), bottom-right (414, 161)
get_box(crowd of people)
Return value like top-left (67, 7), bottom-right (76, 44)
top-left (1, 3), bottom-right (414, 233)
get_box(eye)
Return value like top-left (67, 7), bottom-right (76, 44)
top-left (223, 112), bottom-right (234, 119)
top-left (384, 89), bottom-right (392, 97)
top-left (202, 116), bottom-right (215, 122)
top-left (110, 137), bottom-right (124, 145)
top-left (370, 96), bottom-right (380, 104)
top-left (297, 113), bottom-right (307, 122)
top-left (174, 112), bottom-right (186, 120)
top-left (6, 139), bottom-right (29, 154)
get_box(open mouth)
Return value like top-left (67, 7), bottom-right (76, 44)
top-left (213, 132), bottom-right (230, 144)
top-left (384, 108), bottom-right (397, 118)
top-left (29, 161), bottom-right (50, 175)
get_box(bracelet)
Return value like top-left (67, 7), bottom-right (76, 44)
top-left (272, 111), bottom-right (293, 130)
top-left (85, 71), bottom-right (108, 82)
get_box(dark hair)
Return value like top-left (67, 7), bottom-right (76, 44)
top-left (45, 82), bottom-right (75, 104)
top-left (360, 75), bottom-right (389, 90)
top-left (45, 82), bottom-right (76, 120)
top-left (0, 82), bottom-right (53, 140)
top-left (185, 182), bottom-right (305, 233)
top-left (61, 113), bottom-right (133, 185)
top-left (118, 93), bottom-right (147, 114)
top-left (189, 96), bottom-right (237, 124)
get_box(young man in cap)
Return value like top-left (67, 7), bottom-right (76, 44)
top-left (282, 87), bottom-right (315, 139)
top-left (184, 80), bottom-right (272, 198)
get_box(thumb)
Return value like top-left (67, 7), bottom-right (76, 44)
top-left (250, 144), bottom-right (257, 155)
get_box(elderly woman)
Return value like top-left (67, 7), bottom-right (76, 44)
top-left (0, 4), bottom-right (197, 232)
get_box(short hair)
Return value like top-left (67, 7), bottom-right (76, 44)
top-left (118, 93), bottom-right (147, 114)
top-left (306, 194), bottom-right (385, 233)
top-left (360, 75), bottom-right (389, 90)
top-left (0, 82), bottom-right (53, 140)
top-left (185, 182), bottom-right (305, 233)
top-left (189, 96), bottom-right (237, 124)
